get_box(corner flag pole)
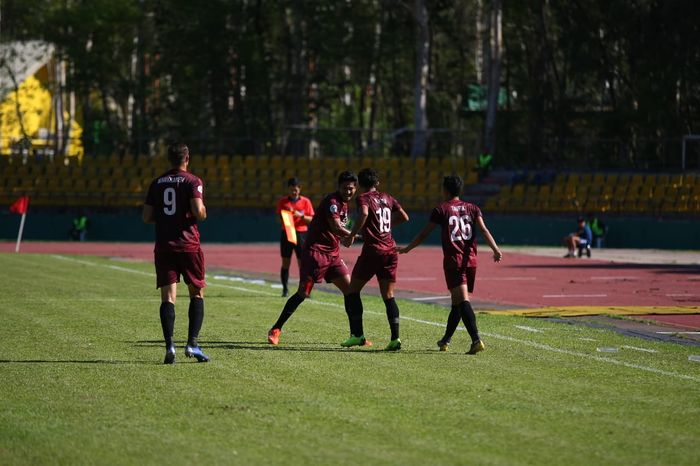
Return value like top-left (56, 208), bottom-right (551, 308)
top-left (15, 211), bottom-right (27, 253)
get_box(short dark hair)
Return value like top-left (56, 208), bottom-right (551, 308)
top-left (287, 177), bottom-right (301, 187)
top-left (167, 143), bottom-right (189, 166)
top-left (337, 170), bottom-right (358, 185)
top-left (443, 175), bottom-right (463, 197)
top-left (358, 168), bottom-right (379, 189)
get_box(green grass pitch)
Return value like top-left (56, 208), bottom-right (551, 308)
top-left (1, 253), bottom-right (699, 465)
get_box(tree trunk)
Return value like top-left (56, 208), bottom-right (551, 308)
top-left (411, 0), bottom-right (429, 159)
top-left (483, 0), bottom-right (502, 156)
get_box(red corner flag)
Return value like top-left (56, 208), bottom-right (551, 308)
top-left (9, 196), bottom-right (30, 214)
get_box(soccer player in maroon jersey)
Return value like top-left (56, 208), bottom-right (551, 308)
top-left (142, 143), bottom-right (209, 364)
top-left (276, 177), bottom-right (315, 297)
top-left (342, 168), bottom-right (409, 350)
top-left (267, 171), bottom-right (370, 347)
top-left (399, 175), bottom-right (502, 354)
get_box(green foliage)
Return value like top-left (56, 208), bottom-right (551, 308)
top-left (2, 0), bottom-right (699, 164)
top-left (0, 253), bottom-right (699, 464)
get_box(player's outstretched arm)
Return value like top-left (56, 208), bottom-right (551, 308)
top-left (392, 208), bottom-right (409, 227)
top-left (398, 222), bottom-right (437, 254)
top-left (142, 204), bottom-right (155, 224)
top-left (190, 198), bottom-right (207, 221)
top-left (476, 216), bottom-right (502, 262)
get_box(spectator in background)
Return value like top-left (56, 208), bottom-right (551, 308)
top-left (475, 152), bottom-right (493, 181)
top-left (70, 211), bottom-right (89, 241)
top-left (563, 217), bottom-right (592, 258)
top-left (587, 213), bottom-right (608, 248)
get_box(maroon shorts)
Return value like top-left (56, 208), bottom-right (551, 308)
top-left (154, 250), bottom-right (206, 289)
top-left (352, 249), bottom-right (398, 283)
top-left (444, 266), bottom-right (476, 292)
top-left (299, 249), bottom-right (349, 295)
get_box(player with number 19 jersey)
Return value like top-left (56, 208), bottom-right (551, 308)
top-left (146, 169), bottom-right (204, 253)
top-left (352, 191), bottom-right (402, 282)
top-left (430, 199), bottom-right (482, 290)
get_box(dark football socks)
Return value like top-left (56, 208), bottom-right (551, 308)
top-left (273, 292), bottom-right (305, 329)
top-left (187, 297), bottom-right (204, 347)
top-left (159, 302), bottom-right (175, 348)
top-left (441, 305), bottom-right (461, 343)
top-left (344, 292), bottom-right (364, 336)
top-left (281, 267), bottom-right (289, 292)
top-left (384, 298), bottom-right (400, 340)
top-left (458, 300), bottom-right (480, 343)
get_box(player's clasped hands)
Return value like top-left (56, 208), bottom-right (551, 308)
top-left (341, 235), bottom-right (355, 248)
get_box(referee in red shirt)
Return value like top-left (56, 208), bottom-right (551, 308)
top-left (276, 177), bottom-right (314, 297)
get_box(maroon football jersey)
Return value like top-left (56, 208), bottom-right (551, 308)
top-left (304, 192), bottom-right (349, 255)
top-left (429, 199), bottom-right (482, 268)
top-left (145, 168), bottom-right (204, 252)
top-left (356, 190), bottom-right (402, 254)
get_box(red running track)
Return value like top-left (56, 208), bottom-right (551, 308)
top-left (2, 241), bottom-right (699, 309)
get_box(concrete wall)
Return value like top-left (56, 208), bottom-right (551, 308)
top-left (1, 209), bottom-right (698, 250)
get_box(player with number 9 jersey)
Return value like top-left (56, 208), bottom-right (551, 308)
top-left (146, 169), bottom-right (204, 254)
top-left (143, 143), bottom-right (209, 364)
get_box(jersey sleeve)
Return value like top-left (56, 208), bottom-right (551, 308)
top-left (191, 177), bottom-right (204, 199)
top-left (356, 194), bottom-right (369, 210)
top-left (391, 195), bottom-right (403, 212)
top-left (328, 197), bottom-right (341, 220)
top-left (306, 197), bottom-right (315, 216)
top-left (429, 206), bottom-right (443, 224)
top-left (276, 198), bottom-right (285, 215)
top-left (473, 204), bottom-right (483, 219)
top-left (145, 180), bottom-right (157, 206)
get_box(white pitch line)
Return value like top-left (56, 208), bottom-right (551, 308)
top-left (666, 293), bottom-right (697, 297)
top-left (542, 294), bottom-right (608, 298)
top-left (412, 295), bottom-right (451, 301)
top-left (47, 255), bottom-right (700, 383)
top-left (514, 325), bottom-right (543, 333)
top-left (622, 345), bottom-right (658, 354)
top-left (656, 331), bottom-right (700, 335)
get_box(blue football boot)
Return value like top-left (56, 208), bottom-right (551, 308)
top-left (185, 345), bottom-right (210, 363)
top-left (164, 346), bottom-right (176, 365)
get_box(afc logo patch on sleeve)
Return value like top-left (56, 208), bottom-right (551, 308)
top-left (330, 204), bottom-right (338, 214)
top-left (197, 185), bottom-right (203, 194)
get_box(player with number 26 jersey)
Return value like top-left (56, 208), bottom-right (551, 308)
top-left (430, 200), bottom-right (482, 280)
top-left (398, 175), bottom-right (502, 355)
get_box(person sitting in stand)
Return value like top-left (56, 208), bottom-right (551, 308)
top-left (563, 217), bottom-right (592, 258)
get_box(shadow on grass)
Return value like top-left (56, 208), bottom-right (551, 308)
top-left (131, 340), bottom-right (447, 355)
top-left (0, 359), bottom-right (155, 365)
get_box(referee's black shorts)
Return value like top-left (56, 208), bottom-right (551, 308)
top-left (280, 230), bottom-right (306, 258)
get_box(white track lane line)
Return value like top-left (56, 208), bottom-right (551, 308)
top-left (542, 294), bottom-right (608, 298)
top-left (49, 255), bottom-right (700, 383)
top-left (480, 277), bottom-right (536, 281)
